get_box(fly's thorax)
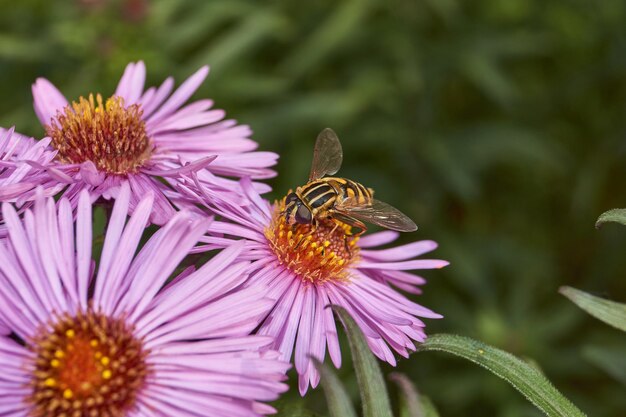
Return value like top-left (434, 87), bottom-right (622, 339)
top-left (299, 180), bottom-right (338, 212)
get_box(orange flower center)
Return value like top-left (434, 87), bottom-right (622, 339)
top-left (265, 198), bottom-right (360, 284)
top-left (46, 94), bottom-right (152, 174)
top-left (27, 309), bottom-right (149, 417)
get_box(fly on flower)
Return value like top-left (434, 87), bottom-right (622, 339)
top-left (183, 156), bottom-right (447, 395)
top-left (283, 128), bottom-right (417, 239)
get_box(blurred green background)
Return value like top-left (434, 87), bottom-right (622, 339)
top-left (1, 0), bottom-right (626, 415)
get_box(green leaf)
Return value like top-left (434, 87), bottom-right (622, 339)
top-left (313, 358), bottom-right (357, 417)
top-left (559, 286), bottom-right (626, 332)
top-left (389, 373), bottom-right (440, 417)
top-left (417, 334), bottom-right (586, 417)
top-left (595, 208), bottom-right (626, 228)
top-left (582, 345), bottom-right (626, 386)
top-left (333, 306), bottom-right (393, 417)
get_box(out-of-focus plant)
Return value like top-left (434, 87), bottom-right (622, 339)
top-left (560, 286), bottom-right (626, 333)
top-left (2, 0), bottom-right (626, 415)
top-left (557, 208), bottom-right (626, 396)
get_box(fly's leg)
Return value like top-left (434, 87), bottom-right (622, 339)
top-left (328, 211), bottom-right (367, 256)
top-left (293, 219), bottom-right (318, 250)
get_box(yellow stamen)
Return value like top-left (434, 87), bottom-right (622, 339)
top-left (46, 94), bottom-right (152, 174)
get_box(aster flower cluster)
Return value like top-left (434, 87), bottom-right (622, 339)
top-left (0, 61), bottom-right (447, 415)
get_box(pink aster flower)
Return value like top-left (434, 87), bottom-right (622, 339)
top-left (2, 61), bottom-right (277, 225)
top-left (184, 178), bottom-right (447, 395)
top-left (0, 184), bottom-right (289, 416)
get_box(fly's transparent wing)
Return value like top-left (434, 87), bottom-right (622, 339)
top-left (342, 199), bottom-right (417, 232)
top-left (309, 128), bottom-right (343, 181)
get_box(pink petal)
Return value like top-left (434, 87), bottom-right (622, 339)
top-left (32, 78), bottom-right (68, 126)
top-left (146, 66), bottom-right (210, 125)
top-left (114, 61), bottom-right (146, 105)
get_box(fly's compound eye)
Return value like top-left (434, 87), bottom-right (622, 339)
top-left (295, 204), bottom-right (313, 224)
top-left (285, 192), bottom-right (299, 206)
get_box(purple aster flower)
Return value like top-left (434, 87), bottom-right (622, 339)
top-left (0, 184), bottom-right (289, 416)
top-left (184, 178), bottom-right (447, 395)
top-left (1, 61), bottom-right (277, 225)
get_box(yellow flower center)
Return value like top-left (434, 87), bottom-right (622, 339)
top-left (46, 94), bottom-right (152, 174)
top-left (265, 198), bottom-right (360, 284)
top-left (27, 309), bottom-right (149, 417)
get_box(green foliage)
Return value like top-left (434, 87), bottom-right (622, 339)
top-left (333, 306), bottom-right (393, 417)
top-left (582, 345), bottom-right (626, 387)
top-left (313, 359), bottom-right (357, 417)
top-left (596, 208), bottom-right (626, 228)
top-left (560, 286), bottom-right (626, 332)
top-left (389, 373), bottom-right (440, 417)
top-left (417, 334), bottom-right (586, 417)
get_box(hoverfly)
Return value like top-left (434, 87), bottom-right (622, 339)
top-left (283, 128), bottom-right (417, 236)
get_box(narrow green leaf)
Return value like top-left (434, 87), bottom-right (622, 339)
top-left (595, 208), bottom-right (626, 228)
top-left (582, 345), bottom-right (626, 386)
top-left (559, 286), bottom-right (626, 332)
top-left (389, 373), bottom-right (440, 417)
top-left (333, 306), bottom-right (393, 417)
top-left (313, 358), bottom-right (357, 417)
top-left (417, 334), bottom-right (586, 417)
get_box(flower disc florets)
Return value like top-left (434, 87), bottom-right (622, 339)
top-left (28, 309), bottom-right (149, 417)
top-left (46, 94), bottom-right (152, 174)
top-left (265, 197), bottom-right (360, 284)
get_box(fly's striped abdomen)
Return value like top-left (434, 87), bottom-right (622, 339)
top-left (325, 177), bottom-right (373, 206)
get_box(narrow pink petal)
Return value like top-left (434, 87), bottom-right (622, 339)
top-left (79, 161), bottom-right (105, 186)
top-left (306, 288), bottom-right (326, 389)
top-left (361, 240), bottom-right (438, 261)
top-left (274, 281), bottom-right (305, 362)
top-left (93, 182), bottom-right (131, 304)
top-left (151, 109), bottom-right (225, 133)
top-left (115, 61), bottom-right (146, 105)
top-left (32, 78), bottom-right (68, 126)
top-left (320, 288), bottom-right (342, 368)
top-left (141, 155), bottom-right (216, 177)
top-left (56, 198), bottom-right (79, 310)
top-left (146, 66), bottom-right (209, 125)
top-left (32, 196), bottom-right (67, 313)
top-left (98, 193), bottom-right (154, 314)
top-left (75, 189), bottom-right (92, 308)
top-left (121, 214), bottom-right (211, 321)
top-left (294, 288), bottom-right (315, 377)
top-left (140, 77), bottom-right (174, 118)
top-left (357, 259), bottom-right (449, 270)
top-left (1, 203), bottom-right (56, 320)
top-left (357, 230), bottom-right (400, 248)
